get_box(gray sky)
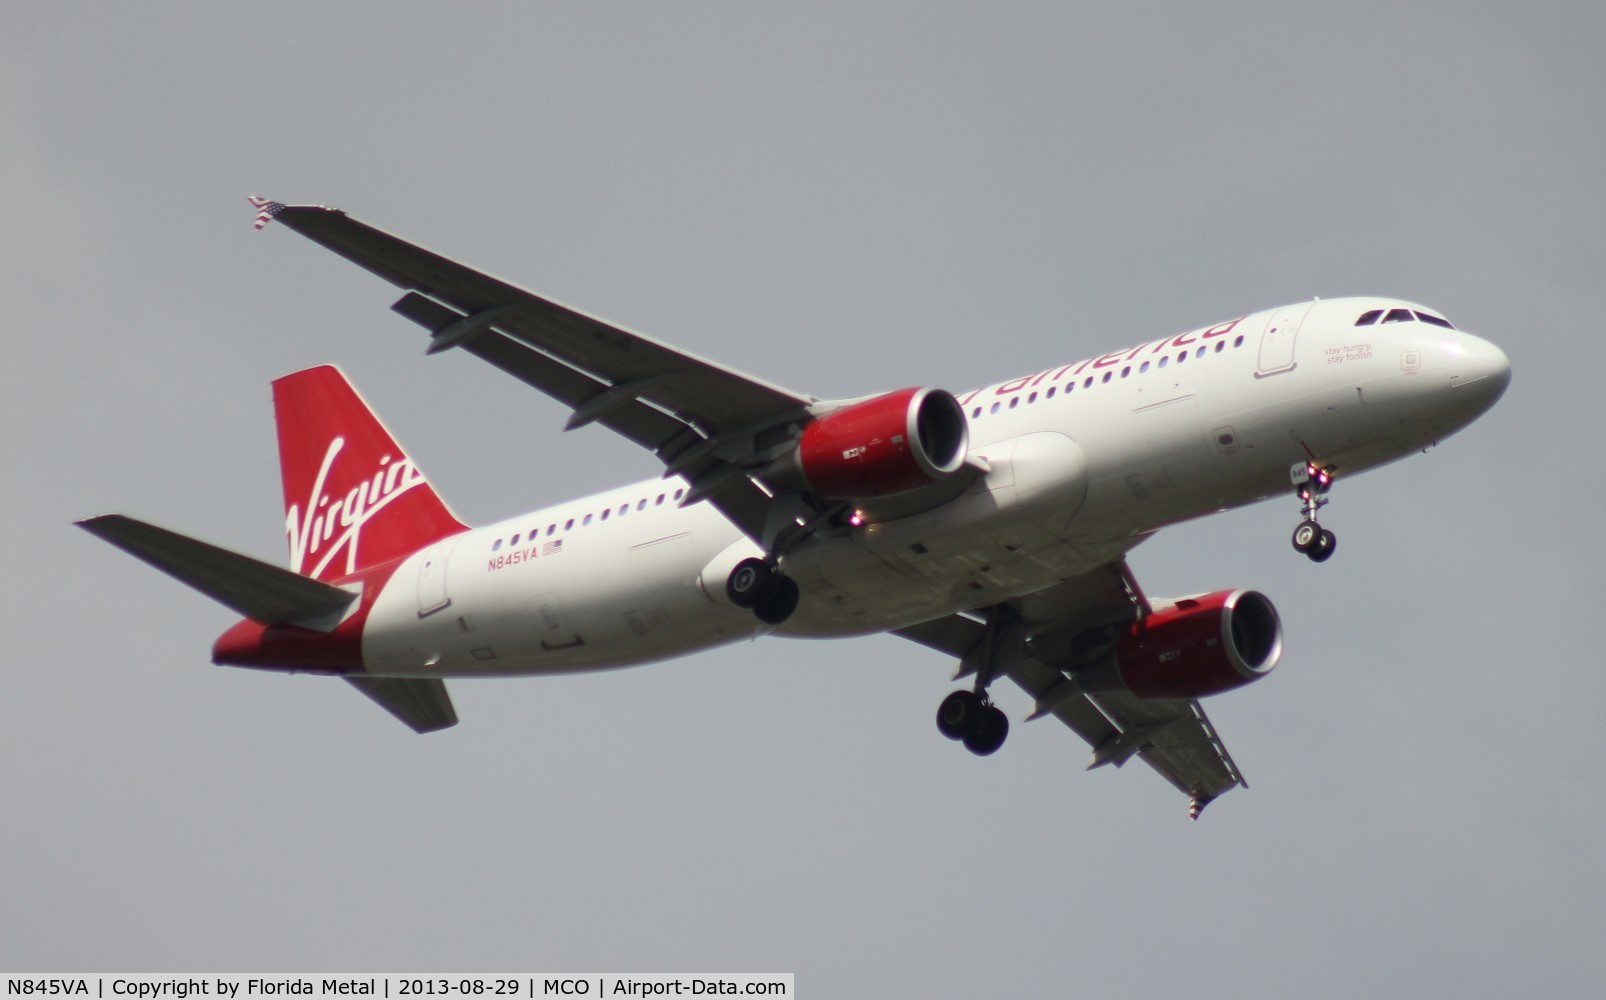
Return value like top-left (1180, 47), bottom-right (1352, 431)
top-left (6, 2), bottom-right (1605, 994)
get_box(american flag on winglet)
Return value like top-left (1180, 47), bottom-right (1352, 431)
top-left (247, 195), bottom-right (286, 231)
top-left (542, 539), bottom-right (564, 556)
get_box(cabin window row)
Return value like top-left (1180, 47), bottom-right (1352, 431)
top-left (490, 487), bottom-right (688, 551)
top-left (969, 334), bottom-right (1247, 419)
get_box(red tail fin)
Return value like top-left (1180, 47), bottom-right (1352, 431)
top-left (273, 366), bottom-right (467, 582)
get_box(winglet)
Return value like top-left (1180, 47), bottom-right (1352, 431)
top-left (247, 195), bottom-right (287, 231)
top-left (1189, 793), bottom-right (1217, 821)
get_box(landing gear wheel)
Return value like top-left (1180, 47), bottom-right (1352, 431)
top-left (1291, 520), bottom-right (1321, 554)
top-left (963, 706), bottom-right (1009, 756)
top-left (936, 690), bottom-right (986, 740)
top-left (726, 558), bottom-right (772, 609)
top-left (753, 575), bottom-right (799, 625)
top-left (727, 558), bottom-right (799, 625)
top-left (1307, 529), bottom-right (1337, 563)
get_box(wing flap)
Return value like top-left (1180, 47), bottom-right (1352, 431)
top-left (273, 206), bottom-right (812, 432)
top-left (387, 288), bottom-right (775, 539)
top-left (1086, 692), bottom-right (1246, 800)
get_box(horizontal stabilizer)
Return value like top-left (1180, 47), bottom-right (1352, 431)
top-left (344, 676), bottom-right (458, 733)
top-left (77, 514), bottom-right (355, 625)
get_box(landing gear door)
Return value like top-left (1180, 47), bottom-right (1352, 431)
top-left (1257, 301), bottom-right (1314, 376)
top-left (416, 536), bottom-right (460, 618)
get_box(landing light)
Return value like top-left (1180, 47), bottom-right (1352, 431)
top-left (849, 510), bottom-right (865, 527)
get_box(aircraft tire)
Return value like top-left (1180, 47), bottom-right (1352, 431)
top-left (753, 575), bottom-right (799, 625)
top-left (963, 706), bottom-right (1009, 756)
top-left (936, 690), bottom-right (986, 740)
top-left (1291, 520), bottom-right (1321, 553)
top-left (726, 558), bottom-right (773, 609)
top-left (1307, 529), bottom-right (1337, 563)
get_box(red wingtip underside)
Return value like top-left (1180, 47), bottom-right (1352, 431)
top-left (272, 365), bottom-right (467, 583)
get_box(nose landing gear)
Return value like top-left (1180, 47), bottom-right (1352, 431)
top-left (1289, 462), bottom-right (1337, 563)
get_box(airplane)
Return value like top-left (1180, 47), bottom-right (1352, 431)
top-left (77, 199), bottom-right (1511, 818)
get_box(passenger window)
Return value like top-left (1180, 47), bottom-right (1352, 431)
top-left (972, 407), bottom-right (981, 418)
top-left (1416, 312), bottom-right (1455, 329)
top-left (510, 533), bottom-right (520, 546)
top-left (1082, 377), bottom-right (1093, 388)
top-left (990, 402), bottom-right (1000, 414)
top-left (1009, 397), bottom-right (1018, 409)
top-left (583, 514), bottom-right (593, 526)
top-left (1214, 341), bottom-right (1224, 352)
top-left (1355, 310), bottom-right (1383, 326)
top-left (1121, 366), bottom-right (1130, 378)
top-left (1140, 361), bottom-right (1150, 373)
top-left (1046, 386), bottom-right (1056, 398)
top-left (492, 539), bottom-right (503, 552)
top-left (565, 518), bottom-right (575, 530)
top-left (1027, 391), bottom-right (1037, 403)
top-left (1159, 356), bottom-right (1168, 369)
top-left (1382, 308), bottom-right (1414, 324)
top-left (1101, 371), bottom-right (1112, 383)
top-left (1233, 335), bottom-right (1244, 347)
top-left (637, 499), bottom-right (647, 511)
top-left (547, 524), bottom-right (556, 536)
top-left (656, 494), bottom-right (665, 506)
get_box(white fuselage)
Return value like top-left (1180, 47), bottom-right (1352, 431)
top-left (358, 297), bottom-right (1509, 678)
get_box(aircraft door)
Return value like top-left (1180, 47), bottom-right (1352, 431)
top-left (1257, 302), bottom-right (1314, 376)
top-left (415, 536), bottom-right (460, 617)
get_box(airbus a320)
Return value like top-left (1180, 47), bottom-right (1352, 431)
top-left (79, 199), bottom-right (1510, 818)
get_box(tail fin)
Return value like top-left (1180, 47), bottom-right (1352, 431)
top-left (274, 365), bottom-right (467, 582)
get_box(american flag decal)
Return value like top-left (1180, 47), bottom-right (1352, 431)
top-left (247, 195), bottom-right (286, 231)
top-left (542, 539), bottom-right (564, 556)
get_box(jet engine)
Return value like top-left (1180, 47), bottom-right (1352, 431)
top-left (768, 387), bottom-right (968, 498)
top-left (1077, 589), bottom-right (1283, 700)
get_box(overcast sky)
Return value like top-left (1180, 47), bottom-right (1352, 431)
top-left (6, 2), bottom-right (1605, 995)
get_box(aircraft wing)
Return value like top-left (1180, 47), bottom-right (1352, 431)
top-left (261, 201), bottom-right (818, 540)
top-left (893, 559), bottom-right (1247, 819)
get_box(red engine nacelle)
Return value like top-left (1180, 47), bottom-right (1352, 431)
top-left (1079, 589), bottom-right (1283, 700)
top-left (777, 387), bottom-right (968, 498)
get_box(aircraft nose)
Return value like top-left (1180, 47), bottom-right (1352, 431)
top-left (1452, 335), bottom-right (1510, 391)
top-left (1446, 333), bottom-right (1511, 416)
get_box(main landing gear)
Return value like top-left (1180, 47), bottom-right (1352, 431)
top-left (725, 557), bottom-right (800, 625)
top-left (723, 498), bottom-right (852, 628)
top-left (1289, 461), bottom-right (1337, 564)
top-left (937, 689), bottom-right (1009, 756)
top-left (935, 604), bottom-right (1021, 756)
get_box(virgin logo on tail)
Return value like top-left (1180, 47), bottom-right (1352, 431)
top-left (286, 437), bottom-right (427, 579)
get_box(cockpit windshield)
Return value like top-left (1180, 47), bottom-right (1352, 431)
top-left (1354, 307), bottom-right (1455, 329)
